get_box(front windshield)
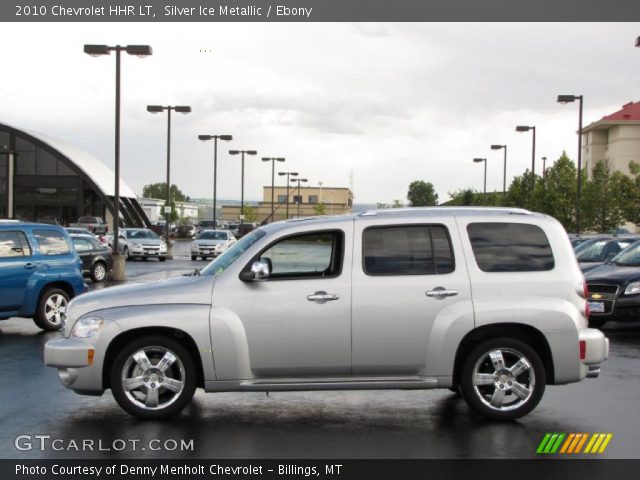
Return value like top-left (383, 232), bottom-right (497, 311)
top-left (610, 241), bottom-right (640, 266)
top-left (576, 240), bottom-right (632, 262)
top-left (197, 231), bottom-right (228, 240)
top-left (126, 229), bottom-right (160, 240)
top-left (201, 229), bottom-right (266, 276)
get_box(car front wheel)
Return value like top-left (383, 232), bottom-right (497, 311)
top-left (459, 337), bottom-right (545, 420)
top-left (33, 288), bottom-right (70, 331)
top-left (110, 335), bottom-right (197, 419)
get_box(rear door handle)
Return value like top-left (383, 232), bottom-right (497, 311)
top-left (307, 291), bottom-right (340, 304)
top-left (426, 287), bottom-right (458, 300)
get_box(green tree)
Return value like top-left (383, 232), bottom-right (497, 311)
top-left (312, 203), bottom-right (327, 215)
top-left (407, 180), bottom-right (438, 206)
top-left (536, 152), bottom-right (579, 231)
top-left (582, 161), bottom-right (628, 233)
top-left (392, 199), bottom-right (403, 208)
top-left (242, 205), bottom-right (257, 222)
top-left (142, 182), bottom-right (191, 202)
top-left (620, 161), bottom-right (640, 226)
top-left (160, 201), bottom-right (178, 223)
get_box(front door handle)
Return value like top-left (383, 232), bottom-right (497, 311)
top-left (307, 291), bottom-right (340, 304)
top-left (24, 263), bottom-right (38, 270)
top-left (426, 287), bottom-right (458, 300)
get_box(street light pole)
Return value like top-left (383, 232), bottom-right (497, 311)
top-left (516, 125), bottom-right (537, 192)
top-left (278, 171), bottom-right (298, 219)
top-left (473, 158), bottom-right (487, 196)
top-left (199, 134), bottom-right (233, 228)
top-left (291, 178), bottom-right (308, 216)
top-left (262, 157), bottom-right (285, 222)
top-left (229, 149), bottom-right (257, 234)
top-left (147, 105), bottom-right (192, 246)
top-left (84, 43), bottom-right (152, 280)
top-left (490, 144), bottom-right (508, 195)
top-left (557, 94), bottom-right (584, 235)
top-left (542, 156), bottom-right (547, 178)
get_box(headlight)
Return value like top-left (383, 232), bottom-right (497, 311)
top-left (132, 242), bottom-right (142, 248)
top-left (71, 316), bottom-right (104, 338)
top-left (160, 242), bottom-right (167, 249)
top-left (624, 281), bottom-right (640, 295)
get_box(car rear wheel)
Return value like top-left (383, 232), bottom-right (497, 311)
top-left (33, 288), bottom-right (70, 331)
top-left (460, 337), bottom-right (545, 420)
top-left (191, 255), bottom-right (197, 261)
top-left (91, 261), bottom-right (107, 283)
top-left (110, 335), bottom-right (197, 419)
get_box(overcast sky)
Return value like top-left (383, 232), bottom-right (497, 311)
top-left (1, 22), bottom-right (639, 204)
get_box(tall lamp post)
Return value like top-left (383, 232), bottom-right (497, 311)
top-left (516, 125), bottom-right (536, 191)
top-left (147, 105), bottom-right (191, 248)
top-left (291, 177), bottom-right (308, 217)
top-left (278, 171), bottom-right (298, 219)
top-left (541, 156), bottom-right (548, 178)
top-left (473, 158), bottom-right (487, 196)
top-left (490, 144), bottom-right (508, 195)
top-left (557, 94), bottom-right (584, 235)
top-left (199, 134), bottom-right (233, 228)
top-left (262, 157), bottom-right (285, 223)
top-left (84, 43), bottom-right (152, 281)
top-left (229, 149), bottom-right (257, 233)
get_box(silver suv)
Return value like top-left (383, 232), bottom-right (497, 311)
top-left (44, 208), bottom-right (608, 420)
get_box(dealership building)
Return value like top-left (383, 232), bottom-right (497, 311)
top-left (0, 122), bottom-right (149, 228)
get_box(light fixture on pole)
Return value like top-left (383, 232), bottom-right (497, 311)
top-left (473, 158), bottom-right (487, 196)
top-left (541, 156), bottom-right (548, 177)
top-left (147, 105), bottom-right (191, 247)
top-left (262, 157), bottom-right (285, 223)
top-left (278, 171), bottom-right (298, 219)
top-left (490, 144), bottom-right (508, 195)
top-left (229, 149), bottom-right (257, 234)
top-left (290, 178), bottom-right (308, 217)
top-left (84, 43), bottom-right (152, 280)
top-left (516, 125), bottom-right (537, 191)
top-left (557, 94), bottom-right (584, 235)
top-left (199, 134), bottom-right (233, 228)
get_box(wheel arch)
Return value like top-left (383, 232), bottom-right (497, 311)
top-left (452, 323), bottom-right (555, 386)
top-left (102, 327), bottom-right (205, 390)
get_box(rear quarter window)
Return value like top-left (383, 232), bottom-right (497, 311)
top-left (467, 222), bottom-right (554, 272)
top-left (33, 229), bottom-right (71, 256)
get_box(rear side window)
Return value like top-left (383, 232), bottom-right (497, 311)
top-left (363, 225), bottom-right (455, 275)
top-left (0, 231), bottom-right (32, 258)
top-left (33, 230), bottom-right (71, 256)
top-left (467, 222), bottom-right (554, 272)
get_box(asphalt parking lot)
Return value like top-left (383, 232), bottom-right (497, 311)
top-left (1, 240), bottom-right (639, 459)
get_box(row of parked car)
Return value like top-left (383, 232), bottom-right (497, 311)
top-left (571, 234), bottom-right (640, 328)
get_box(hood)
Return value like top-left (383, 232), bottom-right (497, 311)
top-left (579, 261), bottom-right (604, 274)
top-left (193, 239), bottom-right (227, 246)
top-left (128, 238), bottom-right (164, 245)
top-left (585, 263), bottom-right (640, 284)
top-left (66, 275), bottom-right (214, 322)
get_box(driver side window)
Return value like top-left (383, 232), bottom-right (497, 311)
top-left (259, 230), bottom-right (343, 279)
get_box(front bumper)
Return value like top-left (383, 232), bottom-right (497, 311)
top-left (44, 337), bottom-right (105, 394)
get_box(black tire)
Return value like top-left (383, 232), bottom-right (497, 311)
top-left (191, 256), bottom-right (197, 261)
top-left (33, 288), bottom-right (70, 331)
top-left (110, 335), bottom-right (197, 419)
top-left (90, 261), bottom-right (108, 283)
top-left (589, 318), bottom-right (607, 329)
top-left (159, 257), bottom-right (167, 262)
top-left (460, 337), bottom-right (545, 421)
top-left (142, 257), bottom-right (149, 262)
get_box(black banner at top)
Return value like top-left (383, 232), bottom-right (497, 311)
top-left (3, 0), bottom-right (640, 22)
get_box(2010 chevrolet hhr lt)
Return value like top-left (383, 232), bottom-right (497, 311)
top-left (44, 208), bottom-right (609, 420)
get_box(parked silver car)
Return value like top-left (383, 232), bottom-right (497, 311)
top-left (111, 228), bottom-right (168, 261)
top-left (44, 208), bottom-right (608, 420)
top-left (191, 230), bottom-right (237, 260)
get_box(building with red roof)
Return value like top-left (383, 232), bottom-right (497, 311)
top-left (582, 101), bottom-right (640, 177)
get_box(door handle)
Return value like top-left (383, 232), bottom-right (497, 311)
top-left (24, 263), bottom-right (38, 270)
top-left (307, 291), bottom-right (340, 304)
top-left (425, 287), bottom-right (458, 300)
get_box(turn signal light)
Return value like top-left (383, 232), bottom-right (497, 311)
top-left (88, 349), bottom-right (95, 366)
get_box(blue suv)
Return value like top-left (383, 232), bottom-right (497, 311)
top-left (0, 223), bottom-right (86, 331)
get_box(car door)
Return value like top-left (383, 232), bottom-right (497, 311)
top-left (0, 230), bottom-right (36, 312)
top-left (351, 217), bottom-right (474, 376)
top-left (71, 238), bottom-right (92, 271)
top-left (210, 225), bottom-right (353, 379)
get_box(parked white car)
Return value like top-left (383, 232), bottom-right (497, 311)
top-left (190, 230), bottom-right (237, 260)
top-left (44, 208), bottom-right (608, 420)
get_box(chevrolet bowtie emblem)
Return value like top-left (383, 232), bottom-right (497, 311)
top-left (591, 294), bottom-right (603, 299)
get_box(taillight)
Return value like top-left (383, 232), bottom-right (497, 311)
top-left (579, 340), bottom-right (586, 360)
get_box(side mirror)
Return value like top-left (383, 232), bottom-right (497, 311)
top-left (239, 260), bottom-right (270, 282)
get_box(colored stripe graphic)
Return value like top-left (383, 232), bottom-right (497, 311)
top-left (537, 433), bottom-right (613, 454)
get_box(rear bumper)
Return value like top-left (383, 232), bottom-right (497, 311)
top-left (579, 328), bottom-right (609, 368)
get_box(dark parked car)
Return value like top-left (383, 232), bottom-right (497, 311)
top-left (196, 220), bottom-right (217, 234)
top-left (575, 237), bottom-right (639, 273)
top-left (70, 234), bottom-right (113, 282)
top-left (174, 225), bottom-right (197, 238)
top-left (0, 223), bottom-right (86, 331)
top-left (585, 239), bottom-right (640, 328)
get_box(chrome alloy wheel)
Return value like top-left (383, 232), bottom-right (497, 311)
top-left (121, 346), bottom-right (186, 410)
top-left (44, 294), bottom-right (68, 326)
top-left (472, 348), bottom-right (535, 412)
top-left (93, 263), bottom-right (106, 281)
